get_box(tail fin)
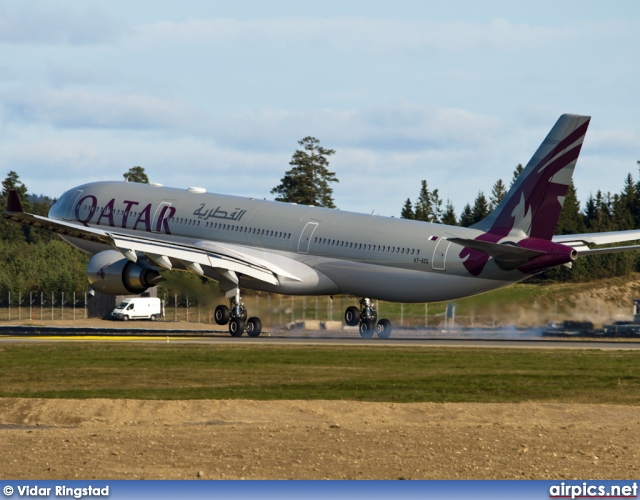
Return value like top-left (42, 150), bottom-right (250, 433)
top-left (473, 114), bottom-right (591, 241)
top-left (6, 189), bottom-right (24, 213)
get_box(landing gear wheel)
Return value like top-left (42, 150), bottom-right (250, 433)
top-left (359, 319), bottom-right (375, 338)
top-left (376, 318), bottom-right (392, 339)
top-left (214, 305), bottom-right (230, 325)
top-left (345, 306), bottom-right (361, 326)
top-left (229, 318), bottom-right (245, 337)
top-left (246, 317), bottom-right (262, 337)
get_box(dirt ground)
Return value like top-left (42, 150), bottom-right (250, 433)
top-left (1, 319), bottom-right (639, 479)
top-left (0, 398), bottom-right (639, 480)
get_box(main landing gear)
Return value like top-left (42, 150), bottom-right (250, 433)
top-left (344, 298), bottom-right (392, 339)
top-left (214, 290), bottom-right (262, 337)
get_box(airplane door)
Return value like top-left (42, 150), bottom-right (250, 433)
top-left (432, 238), bottom-right (450, 271)
top-left (63, 190), bottom-right (84, 220)
top-left (297, 221), bottom-right (319, 254)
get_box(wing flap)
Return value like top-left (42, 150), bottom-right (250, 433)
top-left (109, 235), bottom-right (280, 285)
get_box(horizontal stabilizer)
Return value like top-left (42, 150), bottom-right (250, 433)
top-left (448, 237), bottom-right (544, 262)
top-left (450, 236), bottom-right (577, 273)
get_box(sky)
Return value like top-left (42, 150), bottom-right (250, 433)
top-left (1, 0), bottom-right (639, 218)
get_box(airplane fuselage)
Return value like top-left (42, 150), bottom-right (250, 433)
top-left (49, 181), bottom-right (528, 303)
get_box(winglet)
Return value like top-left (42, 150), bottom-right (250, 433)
top-left (6, 190), bottom-right (24, 213)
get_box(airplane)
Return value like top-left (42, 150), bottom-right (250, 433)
top-left (5, 113), bottom-right (640, 338)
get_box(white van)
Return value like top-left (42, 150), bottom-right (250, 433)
top-left (111, 297), bottom-right (164, 321)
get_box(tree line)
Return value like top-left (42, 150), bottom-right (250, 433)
top-left (400, 165), bottom-right (521, 226)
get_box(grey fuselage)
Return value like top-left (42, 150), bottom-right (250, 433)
top-left (49, 181), bottom-right (529, 303)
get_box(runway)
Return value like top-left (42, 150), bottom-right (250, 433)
top-left (0, 325), bottom-right (639, 349)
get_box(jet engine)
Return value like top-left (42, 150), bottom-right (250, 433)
top-left (87, 250), bottom-right (164, 295)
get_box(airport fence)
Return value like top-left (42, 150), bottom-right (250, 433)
top-left (0, 291), bottom-right (454, 328)
top-left (0, 291), bottom-right (88, 322)
top-left (0, 290), bottom-right (623, 329)
top-left (159, 294), bottom-right (454, 329)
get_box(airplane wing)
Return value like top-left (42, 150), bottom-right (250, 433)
top-left (552, 230), bottom-right (640, 256)
top-left (3, 190), bottom-right (299, 286)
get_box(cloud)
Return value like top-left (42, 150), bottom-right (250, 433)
top-left (207, 104), bottom-right (501, 153)
top-left (1, 87), bottom-right (501, 154)
top-left (131, 16), bottom-right (620, 55)
top-left (2, 88), bottom-right (207, 131)
top-left (0, 2), bottom-right (128, 45)
top-left (0, 104), bottom-right (504, 218)
top-left (3, 109), bottom-right (637, 220)
top-left (583, 128), bottom-right (640, 156)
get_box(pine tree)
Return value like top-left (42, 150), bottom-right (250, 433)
top-left (400, 198), bottom-right (415, 220)
top-left (555, 180), bottom-right (585, 235)
top-left (613, 180), bottom-right (634, 231)
top-left (585, 190), bottom-right (613, 232)
top-left (471, 191), bottom-right (489, 224)
top-left (0, 171), bottom-right (32, 242)
top-left (430, 188), bottom-right (443, 223)
top-left (271, 137), bottom-right (338, 208)
top-left (123, 166), bottom-right (149, 184)
top-left (510, 163), bottom-right (524, 188)
top-left (459, 203), bottom-right (474, 227)
top-left (414, 180), bottom-right (432, 222)
top-left (441, 200), bottom-right (457, 226)
top-left (489, 179), bottom-right (507, 211)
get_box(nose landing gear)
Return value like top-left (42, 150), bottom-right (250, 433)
top-left (345, 298), bottom-right (392, 339)
top-left (214, 290), bottom-right (263, 337)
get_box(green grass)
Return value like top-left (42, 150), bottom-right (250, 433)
top-left (1, 343), bottom-right (639, 404)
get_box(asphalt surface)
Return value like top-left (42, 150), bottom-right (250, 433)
top-left (0, 325), bottom-right (639, 349)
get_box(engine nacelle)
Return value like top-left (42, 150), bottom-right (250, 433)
top-left (87, 250), bottom-right (164, 295)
